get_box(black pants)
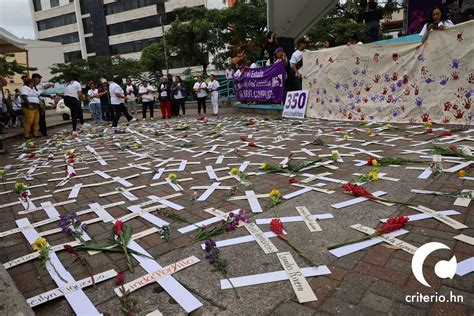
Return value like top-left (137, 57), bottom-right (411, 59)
top-left (101, 102), bottom-right (112, 121)
top-left (112, 103), bottom-right (133, 127)
top-left (174, 98), bottom-right (185, 115)
top-left (39, 109), bottom-right (47, 136)
top-left (64, 96), bottom-right (81, 131)
top-left (197, 97), bottom-right (206, 114)
top-left (142, 101), bottom-right (154, 119)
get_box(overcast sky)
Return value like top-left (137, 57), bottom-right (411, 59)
top-left (0, 0), bottom-right (35, 39)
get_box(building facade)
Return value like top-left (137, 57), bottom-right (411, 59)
top-left (30, 0), bottom-right (205, 65)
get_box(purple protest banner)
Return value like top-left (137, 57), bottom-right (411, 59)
top-left (234, 61), bottom-right (285, 103)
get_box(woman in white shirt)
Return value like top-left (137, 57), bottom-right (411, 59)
top-left (138, 80), bottom-right (156, 120)
top-left (110, 76), bottom-right (136, 128)
top-left (19, 78), bottom-right (41, 138)
top-left (63, 72), bottom-right (84, 132)
top-left (193, 75), bottom-right (207, 115)
top-left (207, 74), bottom-right (220, 115)
top-left (420, 5), bottom-right (454, 42)
top-left (87, 81), bottom-right (102, 124)
top-left (171, 75), bottom-right (187, 116)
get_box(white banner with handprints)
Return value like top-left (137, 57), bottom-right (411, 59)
top-left (302, 21), bottom-right (473, 125)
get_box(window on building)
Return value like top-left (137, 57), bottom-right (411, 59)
top-left (105, 0), bottom-right (164, 15)
top-left (37, 13), bottom-right (77, 31)
top-left (85, 37), bottom-right (95, 53)
top-left (109, 37), bottom-right (160, 55)
top-left (33, 0), bottom-right (42, 12)
top-left (79, 0), bottom-right (90, 14)
top-left (64, 51), bottom-right (83, 63)
top-left (107, 16), bottom-right (158, 36)
top-left (50, 0), bottom-right (60, 8)
top-left (42, 32), bottom-right (79, 45)
top-left (82, 17), bottom-right (93, 34)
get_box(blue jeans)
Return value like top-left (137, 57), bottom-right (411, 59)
top-left (90, 103), bottom-right (102, 123)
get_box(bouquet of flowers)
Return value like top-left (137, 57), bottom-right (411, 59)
top-left (328, 216), bottom-right (409, 250)
top-left (367, 157), bottom-right (423, 166)
top-left (431, 145), bottom-right (473, 160)
top-left (194, 210), bottom-right (248, 241)
top-left (59, 212), bottom-right (88, 243)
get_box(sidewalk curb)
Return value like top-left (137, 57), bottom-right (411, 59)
top-left (0, 265), bottom-right (35, 316)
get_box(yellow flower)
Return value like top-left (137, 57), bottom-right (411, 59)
top-left (14, 182), bottom-right (27, 192)
top-left (32, 237), bottom-right (48, 251)
top-left (167, 173), bottom-right (177, 181)
top-left (331, 150), bottom-right (340, 160)
top-left (0, 169), bottom-right (4, 176)
top-left (269, 189), bottom-right (281, 198)
top-left (385, 123), bottom-right (392, 128)
top-left (367, 129), bottom-right (373, 135)
top-left (425, 121), bottom-right (433, 128)
top-left (230, 168), bottom-right (239, 175)
top-left (343, 134), bottom-right (349, 141)
top-left (371, 159), bottom-right (378, 167)
top-left (362, 119), bottom-right (368, 125)
top-left (66, 149), bottom-right (73, 156)
top-left (458, 170), bottom-right (466, 177)
top-left (368, 169), bottom-right (379, 181)
top-left (261, 162), bottom-right (269, 170)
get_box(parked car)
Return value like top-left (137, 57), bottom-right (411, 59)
top-left (55, 98), bottom-right (70, 120)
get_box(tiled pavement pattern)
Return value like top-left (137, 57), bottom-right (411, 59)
top-left (0, 115), bottom-right (472, 315)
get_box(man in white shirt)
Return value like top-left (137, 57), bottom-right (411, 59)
top-left (193, 75), bottom-right (207, 114)
top-left (32, 73), bottom-right (53, 136)
top-left (138, 80), bottom-right (156, 120)
top-left (110, 76), bottom-right (136, 128)
top-left (124, 78), bottom-right (138, 115)
top-left (207, 74), bottom-right (220, 115)
top-left (290, 37), bottom-right (308, 90)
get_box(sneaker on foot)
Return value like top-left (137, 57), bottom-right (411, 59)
top-left (130, 118), bottom-right (138, 122)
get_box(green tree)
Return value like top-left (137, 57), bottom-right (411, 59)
top-left (307, 1), bottom-right (401, 47)
top-left (166, 7), bottom-right (222, 74)
top-left (0, 53), bottom-right (34, 77)
top-left (138, 42), bottom-right (166, 85)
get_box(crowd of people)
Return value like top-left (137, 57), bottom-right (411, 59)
top-left (0, 72), bottom-right (223, 140)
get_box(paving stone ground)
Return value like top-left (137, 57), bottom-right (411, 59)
top-left (0, 110), bottom-right (472, 315)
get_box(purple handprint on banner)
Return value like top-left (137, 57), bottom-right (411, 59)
top-left (465, 89), bottom-right (472, 98)
top-left (415, 97), bottom-right (423, 107)
top-left (397, 80), bottom-right (403, 88)
top-left (425, 76), bottom-right (434, 84)
top-left (450, 59), bottom-right (460, 69)
top-left (439, 75), bottom-right (449, 86)
top-left (384, 74), bottom-right (391, 82)
top-left (335, 96), bottom-right (340, 103)
top-left (352, 80), bottom-right (358, 87)
top-left (391, 84), bottom-right (397, 92)
top-left (353, 69), bottom-right (360, 75)
top-left (361, 68), bottom-right (368, 76)
top-left (417, 55), bottom-right (425, 62)
top-left (342, 83), bottom-right (349, 90)
top-left (335, 82), bottom-right (340, 90)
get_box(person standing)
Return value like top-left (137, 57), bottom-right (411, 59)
top-left (12, 89), bottom-right (24, 127)
top-left (32, 73), bottom-right (53, 136)
top-left (364, 1), bottom-right (382, 43)
top-left (158, 77), bottom-right (172, 119)
top-left (420, 5), bottom-right (454, 42)
top-left (110, 76), bottom-right (136, 128)
top-left (139, 80), bottom-right (156, 120)
top-left (63, 72), bottom-right (84, 132)
top-left (171, 75), bottom-right (186, 116)
top-left (98, 79), bottom-right (111, 124)
top-left (87, 81), bottom-right (102, 124)
top-left (260, 31), bottom-right (280, 64)
top-left (290, 37), bottom-right (308, 91)
top-left (19, 78), bottom-right (41, 138)
top-left (207, 74), bottom-right (220, 116)
top-left (124, 78), bottom-right (138, 115)
top-left (193, 75), bottom-right (207, 115)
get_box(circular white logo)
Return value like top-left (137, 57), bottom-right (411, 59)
top-left (411, 242), bottom-right (457, 287)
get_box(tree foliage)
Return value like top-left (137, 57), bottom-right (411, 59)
top-left (0, 53), bottom-right (35, 77)
top-left (50, 56), bottom-right (141, 83)
top-left (138, 42), bottom-right (167, 85)
top-left (307, 1), bottom-right (402, 47)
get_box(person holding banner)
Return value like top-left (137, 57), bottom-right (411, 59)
top-left (420, 5), bottom-right (454, 42)
top-left (193, 76), bottom-right (208, 114)
top-left (207, 74), bottom-right (220, 116)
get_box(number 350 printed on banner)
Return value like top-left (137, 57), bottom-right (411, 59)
top-left (282, 90), bottom-right (309, 119)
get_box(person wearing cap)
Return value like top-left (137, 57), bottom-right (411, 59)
top-left (158, 76), bottom-right (172, 119)
top-left (32, 73), bottom-right (53, 136)
top-left (139, 80), bottom-right (157, 120)
top-left (290, 37), bottom-right (308, 90)
top-left (98, 78), bottom-right (112, 123)
top-left (19, 78), bottom-right (41, 138)
top-left (193, 75), bottom-right (207, 115)
top-left (207, 74), bottom-right (220, 116)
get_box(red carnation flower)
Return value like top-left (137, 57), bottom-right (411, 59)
top-left (270, 218), bottom-right (286, 239)
top-left (377, 216), bottom-right (409, 234)
top-left (288, 177), bottom-right (298, 183)
top-left (248, 142), bottom-right (257, 147)
top-left (367, 157), bottom-right (376, 166)
top-left (449, 144), bottom-right (458, 152)
top-left (240, 135), bottom-right (249, 141)
top-left (114, 271), bottom-right (125, 286)
top-left (114, 220), bottom-right (124, 235)
top-left (342, 183), bottom-right (376, 199)
top-left (426, 128), bottom-right (433, 133)
top-left (440, 131), bottom-right (452, 137)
